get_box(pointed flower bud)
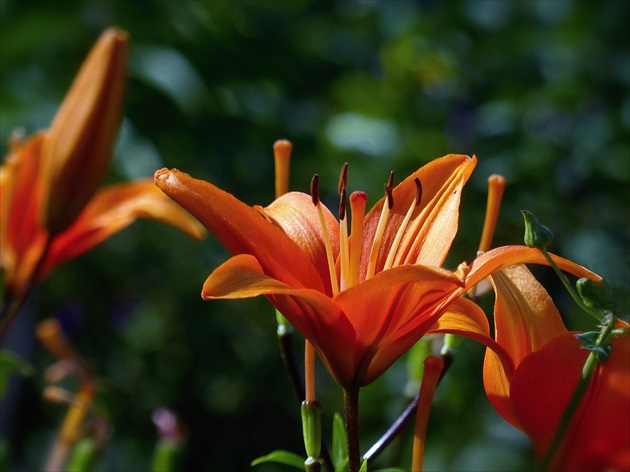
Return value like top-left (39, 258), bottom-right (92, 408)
top-left (521, 210), bottom-right (553, 249)
top-left (40, 28), bottom-right (128, 234)
top-left (301, 400), bottom-right (322, 462)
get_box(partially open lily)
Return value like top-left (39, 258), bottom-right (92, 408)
top-left (482, 264), bottom-right (629, 470)
top-left (0, 28), bottom-right (205, 337)
top-left (155, 151), bottom-right (598, 388)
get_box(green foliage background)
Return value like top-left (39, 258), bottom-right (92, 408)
top-left (1, 0), bottom-right (628, 470)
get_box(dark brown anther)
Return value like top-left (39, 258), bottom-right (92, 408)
top-left (310, 174), bottom-right (320, 206)
top-left (387, 171), bottom-right (395, 192)
top-left (338, 162), bottom-right (349, 194)
top-left (339, 188), bottom-right (347, 220)
top-left (414, 178), bottom-right (422, 206)
top-left (385, 183), bottom-right (394, 210)
top-left (384, 171), bottom-right (395, 209)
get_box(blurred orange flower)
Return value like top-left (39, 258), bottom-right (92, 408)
top-left (155, 155), bottom-right (597, 388)
top-left (0, 28), bottom-right (204, 332)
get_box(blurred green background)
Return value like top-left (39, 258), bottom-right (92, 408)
top-left (1, 0), bottom-right (628, 470)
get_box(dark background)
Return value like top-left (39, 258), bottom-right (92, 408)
top-left (1, 1), bottom-right (628, 470)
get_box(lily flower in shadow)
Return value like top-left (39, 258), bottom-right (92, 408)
top-left (481, 264), bottom-right (629, 471)
top-left (155, 150), bottom-right (598, 389)
top-left (0, 28), bottom-right (205, 338)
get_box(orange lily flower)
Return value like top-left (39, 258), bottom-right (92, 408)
top-left (155, 153), bottom-right (599, 388)
top-left (0, 28), bottom-right (205, 334)
top-left (481, 264), bottom-right (629, 470)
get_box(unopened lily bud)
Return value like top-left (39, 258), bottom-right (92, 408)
top-left (576, 278), bottom-right (614, 310)
top-left (40, 28), bottom-right (128, 234)
top-left (521, 210), bottom-right (553, 249)
top-left (301, 400), bottom-right (322, 462)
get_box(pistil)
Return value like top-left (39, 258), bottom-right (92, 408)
top-left (348, 191), bottom-right (367, 288)
top-left (478, 174), bottom-right (506, 253)
top-left (273, 139), bottom-right (293, 198)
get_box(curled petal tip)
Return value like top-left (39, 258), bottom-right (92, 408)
top-left (154, 168), bottom-right (171, 182)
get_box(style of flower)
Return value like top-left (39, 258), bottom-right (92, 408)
top-left (155, 151), bottom-right (598, 389)
top-left (481, 264), bottom-right (629, 470)
top-left (0, 28), bottom-right (204, 336)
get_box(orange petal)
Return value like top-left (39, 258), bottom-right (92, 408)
top-left (202, 254), bottom-right (357, 385)
top-left (41, 179), bottom-right (205, 278)
top-left (361, 154), bottom-right (476, 277)
top-left (490, 264), bottom-right (567, 367)
top-left (547, 332), bottom-right (630, 470)
top-left (509, 333), bottom-right (590, 460)
top-left (40, 28), bottom-right (128, 234)
top-left (155, 168), bottom-right (326, 292)
top-left (333, 265), bottom-right (464, 385)
top-left (0, 133), bottom-right (48, 296)
top-left (465, 245), bottom-right (602, 289)
top-left (265, 192), bottom-right (340, 295)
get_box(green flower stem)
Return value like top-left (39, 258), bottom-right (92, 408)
top-left (362, 350), bottom-right (454, 464)
top-left (343, 386), bottom-right (360, 472)
top-left (540, 247), bottom-right (604, 323)
top-left (277, 324), bottom-right (305, 402)
top-left (539, 316), bottom-right (616, 470)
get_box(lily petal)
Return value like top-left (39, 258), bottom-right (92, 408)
top-left (265, 191), bottom-right (340, 295)
top-left (41, 179), bottom-right (205, 278)
top-left (549, 331), bottom-right (629, 470)
top-left (332, 265), bottom-right (464, 385)
top-left (41, 28), bottom-right (128, 233)
top-left (361, 154), bottom-right (476, 277)
top-left (0, 134), bottom-right (48, 296)
top-left (155, 168), bottom-right (326, 292)
top-left (465, 245), bottom-right (602, 289)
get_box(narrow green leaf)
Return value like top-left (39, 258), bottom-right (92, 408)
top-left (0, 350), bottom-right (33, 397)
top-left (332, 412), bottom-right (348, 469)
top-left (251, 450), bottom-right (305, 469)
top-left (359, 459), bottom-right (368, 472)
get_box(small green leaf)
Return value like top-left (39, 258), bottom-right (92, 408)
top-left (0, 350), bottom-right (33, 397)
top-left (332, 412), bottom-right (348, 470)
top-left (359, 459), bottom-right (368, 472)
top-left (575, 333), bottom-right (612, 361)
top-left (251, 450), bottom-right (305, 469)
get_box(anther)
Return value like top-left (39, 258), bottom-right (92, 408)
top-left (339, 188), bottom-right (347, 221)
top-left (310, 174), bottom-right (320, 206)
top-left (414, 178), bottom-right (422, 205)
top-left (385, 172), bottom-right (395, 209)
top-left (338, 162), bottom-right (348, 194)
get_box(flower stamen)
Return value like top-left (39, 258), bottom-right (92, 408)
top-left (384, 178), bottom-right (422, 271)
top-left (338, 163), bottom-right (351, 291)
top-left (366, 172), bottom-right (394, 280)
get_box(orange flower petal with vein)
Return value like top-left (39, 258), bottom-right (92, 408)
top-left (361, 154), bottom-right (476, 277)
top-left (154, 168), bottom-right (327, 293)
